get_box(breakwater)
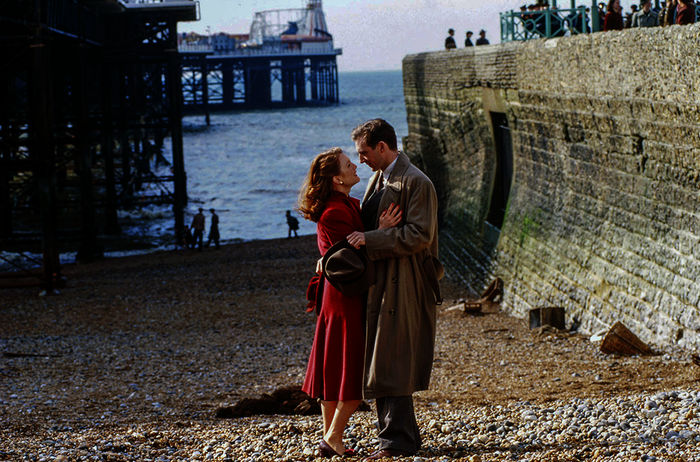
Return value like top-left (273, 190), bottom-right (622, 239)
top-left (402, 25), bottom-right (700, 348)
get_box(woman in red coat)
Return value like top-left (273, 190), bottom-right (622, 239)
top-left (603, 0), bottom-right (624, 30)
top-left (676, 0), bottom-right (696, 25)
top-left (298, 147), bottom-right (400, 457)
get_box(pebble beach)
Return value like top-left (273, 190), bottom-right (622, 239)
top-left (1, 236), bottom-right (699, 461)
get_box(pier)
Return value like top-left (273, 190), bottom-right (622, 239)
top-left (0, 0), bottom-right (199, 288)
top-left (179, 0), bottom-right (342, 113)
top-left (0, 0), bottom-right (342, 289)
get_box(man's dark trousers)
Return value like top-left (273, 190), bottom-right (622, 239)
top-left (376, 395), bottom-right (421, 454)
top-left (192, 229), bottom-right (203, 250)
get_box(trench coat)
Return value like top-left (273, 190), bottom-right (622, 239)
top-left (361, 152), bottom-right (441, 398)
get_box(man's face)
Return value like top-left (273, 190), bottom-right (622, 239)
top-left (355, 139), bottom-right (384, 172)
top-left (643, 2), bottom-right (651, 11)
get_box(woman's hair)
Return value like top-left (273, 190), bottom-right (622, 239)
top-left (606, 0), bottom-right (617, 11)
top-left (297, 147), bottom-right (343, 222)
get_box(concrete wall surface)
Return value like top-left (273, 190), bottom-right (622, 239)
top-left (403, 24), bottom-right (700, 349)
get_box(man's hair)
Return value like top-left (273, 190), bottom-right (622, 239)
top-left (351, 119), bottom-right (397, 151)
top-left (448, 28), bottom-right (454, 34)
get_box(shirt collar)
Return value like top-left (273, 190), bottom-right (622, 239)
top-left (381, 154), bottom-right (399, 182)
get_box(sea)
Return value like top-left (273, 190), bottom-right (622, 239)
top-left (117, 70), bottom-right (408, 250)
top-left (0, 70), bottom-right (407, 271)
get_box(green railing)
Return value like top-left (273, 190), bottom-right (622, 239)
top-left (500, 6), bottom-right (590, 42)
top-left (501, 1), bottom-right (698, 43)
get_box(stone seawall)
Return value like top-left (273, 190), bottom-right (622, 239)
top-left (403, 25), bottom-right (700, 348)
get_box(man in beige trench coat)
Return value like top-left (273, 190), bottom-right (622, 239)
top-left (347, 119), bottom-right (442, 459)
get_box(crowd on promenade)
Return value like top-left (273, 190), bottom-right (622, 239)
top-left (601, 0), bottom-right (696, 31)
top-left (488, 0), bottom-right (697, 43)
top-left (447, 0), bottom-right (695, 48)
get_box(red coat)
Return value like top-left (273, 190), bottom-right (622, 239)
top-left (603, 11), bottom-right (624, 30)
top-left (676, 4), bottom-right (696, 25)
top-left (302, 192), bottom-right (365, 401)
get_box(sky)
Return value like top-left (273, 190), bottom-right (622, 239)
top-left (179, 1), bottom-right (641, 72)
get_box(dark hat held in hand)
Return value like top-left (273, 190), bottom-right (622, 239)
top-left (322, 239), bottom-right (375, 295)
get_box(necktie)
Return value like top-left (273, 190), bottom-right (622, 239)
top-left (376, 174), bottom-right (385, 192)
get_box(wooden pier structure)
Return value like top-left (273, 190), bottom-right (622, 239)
top-left (179, 0), bottom-right (342, 114)
top-left (180, 49), bottom-right (341, 112)
top-left (0, 0), bottom-right (199, 289)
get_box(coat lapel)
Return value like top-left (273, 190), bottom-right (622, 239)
top-left (377, 152), bottom-right (409, 210)
top-left (362, 171), bottom-right (382, 207)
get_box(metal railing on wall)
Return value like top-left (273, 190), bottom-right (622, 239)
top-left (501, 6), bottom-right (589, 41)
top-left (501, 0), bottom-right (699, 42)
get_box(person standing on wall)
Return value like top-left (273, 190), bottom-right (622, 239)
top-left (190, 208), bottom-right (205, 251)
top-left (464, 30), bottom-right (474, 47)
top-left (675, 0), bottom-right (696, 25)
top-left (476, 29), bottom-right (490, 45)
top-left (347, 119), bottom-right (443, 459)
top-left (444, 28), bottom-right (456, 49)
top-left (632, 0), bottom-right (659, 27)
top-left (603, 0), bottom-right (624, 30)
top-left (660, 0), bottom-right (677, 26)
top-left (624, 4), bottom-right (639, 27)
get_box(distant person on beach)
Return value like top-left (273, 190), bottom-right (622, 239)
top-left (444, 28), bottom-right (457, 49)
top-left (285, 210), bottom-right (299, 238)
top-left (346, 119), bottom-right (442, 459)
top-left (207, 208), bottom-right (220, 249)
top-left (476, 29), bottom-right (490, 45)
top-left (465, 30), bottom-right (474, 47)
top-left (190, 208), bottom-right (205, 251)
top-left (183, 226), bottom-right (194, 249)
top-left (298, 147), bottom-right (401, 457)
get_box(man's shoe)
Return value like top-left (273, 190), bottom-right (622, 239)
top-left (364, 448), bottom-right (413, 460)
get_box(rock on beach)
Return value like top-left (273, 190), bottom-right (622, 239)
top-left (0, 236), bottom-right (698, 461)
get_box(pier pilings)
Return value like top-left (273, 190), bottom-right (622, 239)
top-left (0, 0), bottom-right (199, 286)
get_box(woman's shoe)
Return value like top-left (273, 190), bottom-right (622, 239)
top-left (319, 439), bottom-right (342, 458)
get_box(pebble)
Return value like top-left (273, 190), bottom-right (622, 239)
top-left (2, 240), bottom-right (699, 461)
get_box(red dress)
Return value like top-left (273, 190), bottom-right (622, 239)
top-left (302, 192), bottom-right (365, 401)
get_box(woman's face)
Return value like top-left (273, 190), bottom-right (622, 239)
top-left (614, 0), bottom-right (621, 11)
top-left (335, 152), bottom-right (360, 189)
